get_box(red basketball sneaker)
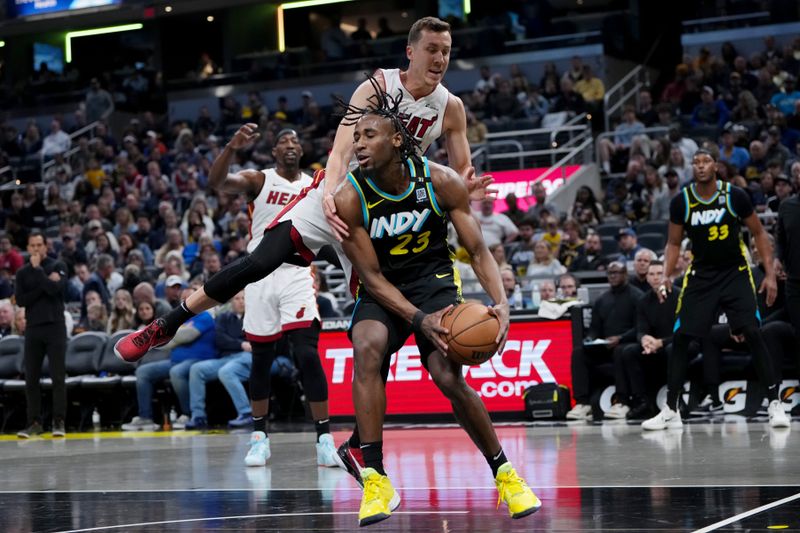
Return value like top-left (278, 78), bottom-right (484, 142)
top-left (114, 318), bottom-right (173, 362)
top-left (334, 440), bottom-right (365, 488)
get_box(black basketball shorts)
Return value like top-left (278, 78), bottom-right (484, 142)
top-left (674, 263), bottom-right (760, 337)
top-left (349, 270), bottom-right (463, 368)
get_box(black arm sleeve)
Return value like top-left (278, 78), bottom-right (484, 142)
top-left (669, 192), bottom-right (687, 225)
top-left (729, 185), bottom-right (754, 219)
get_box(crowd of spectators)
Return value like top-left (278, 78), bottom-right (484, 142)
top-left (0, 29), bottom-right (798, 425)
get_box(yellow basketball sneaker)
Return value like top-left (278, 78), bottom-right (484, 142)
top-left (358, 467), bottom-right (398, 527)
top-left (495, 462), bottom-right (541, 519)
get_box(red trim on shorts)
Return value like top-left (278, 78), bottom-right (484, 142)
top-left (349, 269), bottom-right (360, 298)
top-left (281, 320), bottom-right (314, 332)
top-left (245, 331), bottom-right (282, 343)
top-left (289, 226), bottom-right (315, 264)
top-left (247, 202), bottom-right (254, 240)
top-left (266, 169), bottom-right (325, 230)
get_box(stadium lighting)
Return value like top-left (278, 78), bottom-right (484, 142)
top-left (463, 0), bottom-right (471, 15)
top-left (277, 0), bottom-right (358, 52)
top-left (0, 41), bottom-right (5, 48)
top-left (65, 23), bottom-right (144, 63)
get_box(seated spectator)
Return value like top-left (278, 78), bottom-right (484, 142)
top-left (474, 198), bottom-right (518, 247)
top-left (522, 86), bottom-right (549, 121)
top-left (744, 140), bottom-right (768, 181)
top-left (664, 169), bottom-right (682, 199)
top-left (558, 219), bottom-right (585, 270)
top-left (160, 274), bottom-right (187, 309)
top-left (598, 106), bottom-right (645, 173)
top-left (499, 267), bottom-right (530, 309)
top-left (526, 181), bottom-right (561, 221)
top-left (134, 300), bottom-right (156, 328)
top-left (718, 127), bottom-right (750, 172)
top-left (107, 288), bottom-right (136, 334)
top-left (610, 261), bottom-right (681, 420)
top-left (13, 307), bottom-right (25, 335)
top-left (122, 286), bottom-right (217, 431)
top-left (185, 291), bottom-right (252, 429)
top-left (636, 89), bottom-right (658, 127)
top-left (540, 216), bottom-right (562, 254)
top-left (566, 262), bottom-right (643, 420)
top-left (690, 86), bottom-right (729, 130)
top-left (557, 273), bottom-right (580, 299)
top-left (527, 240), bottom-right (566, 278)
top-left (660, 64), bottom-right (689, 106)
top-left (487, 78), bottom-right (523, 119)
top-left (571, 232), bottom-right (608, 272)
top-left (642, 162), bottom-right (670, 221)
top-left (630, 249), bottom-right (656, 293)
top-left (616, 228), bottom-right (642, 263)
top-left (574, 65), bottom-right (605, 109)
top-left (0, 299), bottom-right (14, 338)
top-left (507, 219), bottom-right (536, 273)
top-left (669, 127), bottom-right (699, 164)
top-left (571, 186), bottom-right (604, 226)
top-left (0, 236), bottom-right (24, 275)
top-left (155, 229), bottom-right (184, 268)
top-left (767, 174), bottom-right (794, 212)
top-left (538, 280), bottom-right (557, 302)
top-left (770, 75), bottom-right (800, 116)
top-left (552, 78), bottom-right (585, 115)
top-left (489, 243), bottom-right (511, 271)
top-left (78, 302), bottom-right (108, 333)
top-left (465, 109), bottom-right (488, 145)
top-left (502, 193), bottom-right (526, 226)
top-left (765, 126), bottom-right (792, 168)
top-left (41, 119), bottom-right (71, 157)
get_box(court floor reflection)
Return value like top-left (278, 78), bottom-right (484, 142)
top-left (0, 421), bottom-right (797, 531)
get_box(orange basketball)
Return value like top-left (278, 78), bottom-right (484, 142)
top-left (440, 302), bottom-right (500, 365)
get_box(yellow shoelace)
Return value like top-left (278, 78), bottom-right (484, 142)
top-left (496, 469), bottom-right (526, 509)
top-left (363, 476), bottom-right (384, 504)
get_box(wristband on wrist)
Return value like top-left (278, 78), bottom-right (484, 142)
top-left (411, 310), bottom-right (427, 332)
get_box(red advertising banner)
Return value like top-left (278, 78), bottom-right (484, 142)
top-left (321, 318), bottom-right (574, 416)
top-left (488, 166), bottom-right (581, 213)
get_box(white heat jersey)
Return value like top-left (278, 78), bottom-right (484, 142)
top-left (247, 168), bottom-right (314, 253)
top-left (379, 68), bottom-right (450, 154)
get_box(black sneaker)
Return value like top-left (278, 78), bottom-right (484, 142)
top-left (332, 440), bottom-right (364, 488)
top-left (17, 421), bottom-right (43, 439)
top-left (690, 395), bottom-right (724, 416)
top-left (626, 401), bottom-right (655, 421)
top-left (52, 419), bottom-right (66, 437)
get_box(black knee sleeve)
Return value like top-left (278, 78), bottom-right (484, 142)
top-left (740, 323), bottom-right (779, 392)
top-left (204, 221), bottom-right (296, 303)
top-left (249, 341), bottom-right (278, 401)
top-left (286, 321), bottom-right (327, 402)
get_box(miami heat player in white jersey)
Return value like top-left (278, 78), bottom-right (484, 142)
top-left (272, 70), bottom-right (452, 275)
top-left (379, 68), bottom-right (449, 154)
top-left (244, 169), bottom-right (320, 342)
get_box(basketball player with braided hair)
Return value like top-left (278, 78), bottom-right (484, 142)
top-left (332, 85), bottom-right (540, 527)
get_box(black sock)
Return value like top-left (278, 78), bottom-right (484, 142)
top-left (163, 301), bottom-right (196, 335)
top-left (486, 448), bottom-right (508, 477)
top-left (767, 384), bottom-right (779, 402)
top-left (348, 425), bottom-right (361, 448)
top-left (315, 418), bottom-right (330, 439)
top-left (253, 416), bottom-right (267, 435)
top-left (360, 441), bottom-right (385, 475)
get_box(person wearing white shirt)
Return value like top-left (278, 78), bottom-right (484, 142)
top-left (474, 198), bottom-right (519, 247)
top-left (41, 119), bottom-right (71, 157)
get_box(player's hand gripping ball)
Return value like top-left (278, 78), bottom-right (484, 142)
top-left (439, 302), bottom-right (500, 365)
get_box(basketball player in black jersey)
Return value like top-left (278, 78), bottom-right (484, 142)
top-left (333, 91), bottom-right (540, 526)
top-left (642, 148), bottom-right (790, 430)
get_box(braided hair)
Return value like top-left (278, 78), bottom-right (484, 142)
top-left (336, 74), bottom-right (421, 163)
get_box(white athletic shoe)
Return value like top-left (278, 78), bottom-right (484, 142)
top-left (245, 431), bottom-right (271, 466)
top-left (316, 433), bottom-right (339, 467)
top-left (566, 404), bottom-right (592, 420)
top-left (604, 403), bottom-right (630, 419)
top-left (641, 406), bottom-right (683, 431)
top-left (172, 414), bottom-right (190, 430)
top-left (121, 416), bottom-right (159, 432)
top-left (768, 400), bottom-right (791, 429)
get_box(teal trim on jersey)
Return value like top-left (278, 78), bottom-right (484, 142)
top-left (673, 317), bottom-right (681, 333)
top-left (426, 181), bottom-right (443, 217)
top-left (422, 157), bottom-right (431, 179)
top-left (365, 176), bottom-right (414, 201)
top-left (406, 158), bottom-right (417, 178)
top-left (346, 173), bottom-right (370, 229)
top-left (725, 182), bottom-right (738, 218)
top-left (682, 188), bottom-right (691, 223)
top-left (690, 181), bottom-right (721, 205)
top-left (348, 297), bottom-right (362, 332)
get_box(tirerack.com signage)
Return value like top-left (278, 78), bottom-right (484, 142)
top-left (320, 318), bottom-right (574, 416)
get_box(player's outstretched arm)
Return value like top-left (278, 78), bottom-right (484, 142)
top-left (323, 74), bottom-right (387, 240)
top-left (744, 212), bottom-right (777, 306)
top-left (209, 123), bottom-right (264, 200)
top-left (333, 182), bottom-right (450, 353)
top-left (433, 164), bottom-right (509, 352)
top-left (443, 95), bottom-right (495, 200)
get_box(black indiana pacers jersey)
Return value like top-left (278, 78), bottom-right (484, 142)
top-left (346, 156), bottom-right (452, 286)
top-left (669, 180), bottom-right (753, 270)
